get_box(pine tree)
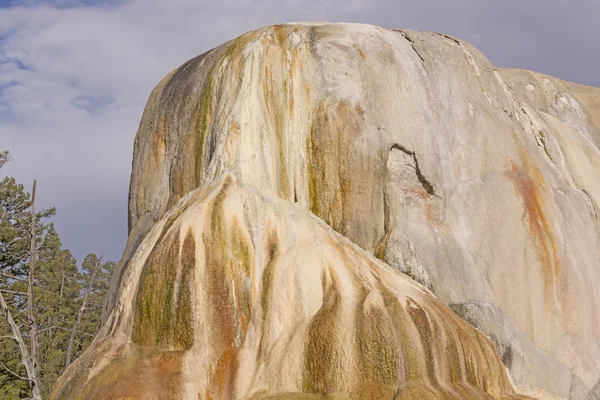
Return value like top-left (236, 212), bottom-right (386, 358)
top-left (0, 177), bottom-right (54, 399)
top-left (0, 152), bottom-right (115, 398)
top-left (34, 226), bottom-right (80, 396)
top-left (65, 254), bottom-right (115, 370)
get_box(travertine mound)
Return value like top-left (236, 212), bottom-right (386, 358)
top-left (64, 22), bottom-right (600, 399)
top-left (52, 176), bottom-right (529, 399)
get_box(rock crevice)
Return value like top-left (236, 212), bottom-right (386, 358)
top-left (390, 143), bottom-right (441, 199)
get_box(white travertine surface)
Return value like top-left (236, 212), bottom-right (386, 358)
top-left (56, 23), bottom-right (600, 399)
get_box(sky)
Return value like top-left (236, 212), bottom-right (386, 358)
top-left (1, 0), bottom-right (599, 263)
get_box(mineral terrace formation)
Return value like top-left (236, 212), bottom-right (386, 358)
top-left (52, 23), bottom-right (600, 400)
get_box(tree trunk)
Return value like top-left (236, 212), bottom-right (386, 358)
top-left (59, 269), bottom-right (65, 298)
top-left (27, 180), bottom-right (42, 399)
top-left (65, 260), bottom-right (101, 369)
top-left (64, 302), bottom-right (84, 369)
top-left (0, 289), bottom-right (42, 399)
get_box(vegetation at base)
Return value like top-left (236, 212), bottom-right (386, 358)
top-left (0, 151), bottom-right (115, 399)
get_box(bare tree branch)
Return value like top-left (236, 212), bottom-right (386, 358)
top-left (0, 150), bottom-right (11, 170)
top-left (0, 272), bottom-right (27, 281)
top-left (0, 290), bottom-right (42, 398)
top-left (0, 361), bottom-right (32, 382)
top-left (0, 289), bottom-right (28, 295)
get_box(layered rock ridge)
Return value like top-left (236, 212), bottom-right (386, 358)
top-left (52, 175), bottom-right (528, 399)
top-left (59, 22), bottom-right (600, 399)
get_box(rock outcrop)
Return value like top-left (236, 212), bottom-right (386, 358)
top-left (55, 23), bottom-right (600, 399)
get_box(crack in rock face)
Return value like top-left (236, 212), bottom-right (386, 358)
top-left (390, 143), bottom-right (441, 199)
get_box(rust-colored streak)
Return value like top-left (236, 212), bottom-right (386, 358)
top-left (73, 347), bottom-right (185, 400)
top-left (307, 100), bottom-right (373, 247)
top-left (506, 160), bottom-right (560, 307)
top-left (302, 281), bottom-right (343, 393)
top-left (405, 297), bottom-right (438, 386)
top-left (152, 115), bottom-right (168, 156)
top-left (261, 28), bottom-right (294, 200)
top-left (175, 231), bottom-right (196, 349)
top-left (257, 226), bottom-right (280, 361)
top-left (263, 65), bottom-right (271, 114)
top-left (203, 177), bottom-right (239, 399)
top-left (213, 348), bottom-right (238, 400)
top-left (230, 217), bottom-right (254, 335)
top-left (355, 289), bottom-right (400, 385)
top-left (357, 48), bottom-right (367, 61)
top-left (199, 177), bottom-right (256, 399)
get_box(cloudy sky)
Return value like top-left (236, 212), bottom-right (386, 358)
top-left (1, 0), bottom-right (598, 262)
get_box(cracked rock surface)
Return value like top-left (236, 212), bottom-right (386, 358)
top-left (54, 23), bottom-right (600, 399)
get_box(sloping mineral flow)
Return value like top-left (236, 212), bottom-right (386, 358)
top-left (52, 175), bottom-right (530, 399)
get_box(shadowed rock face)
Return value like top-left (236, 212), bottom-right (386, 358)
top-left (52, 176), bottom-right (529, 399)
top-left (58, 22), bottom-right (600, 399)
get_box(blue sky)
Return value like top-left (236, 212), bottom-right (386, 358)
top-left (1, 0), bottom-right (599, 263)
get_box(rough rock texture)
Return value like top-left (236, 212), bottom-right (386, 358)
top-left (62, 23), bottom-right (600, 399)
top-left (52, 175), bottom-right (528, 399)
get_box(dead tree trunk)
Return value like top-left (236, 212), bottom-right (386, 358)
top-left (0, 180), bottom-right (44, 400)
top-left (0, 154), bottom-right (41, 397)
top-left (0, 291), bottom-right (43, 399)
top-left (27, 180), bottom-right (42, 399)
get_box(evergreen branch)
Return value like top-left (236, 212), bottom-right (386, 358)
top-left (0, 225), bottom-right (32, 237)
